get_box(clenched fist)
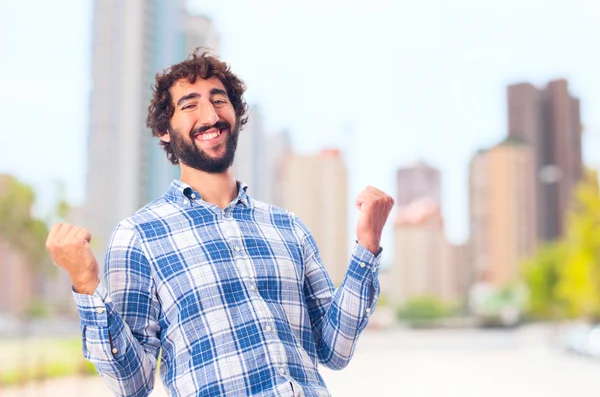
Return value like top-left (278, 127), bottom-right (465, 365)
top-left (46, 223), bottom-right (100, 295)
top-left (355, 186), bottom-right (394, 255)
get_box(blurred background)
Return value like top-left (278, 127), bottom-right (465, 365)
top-left (1, 0), bottom-right (600, 396)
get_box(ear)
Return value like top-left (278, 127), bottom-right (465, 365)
top-left (160, 131), bottom-right (171, 143)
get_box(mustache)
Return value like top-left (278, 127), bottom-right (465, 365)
top-left (192, 120), bottom-right (232, 136)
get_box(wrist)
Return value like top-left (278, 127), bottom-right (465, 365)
top-left (71, 273), bottom-right (100, 295)
top-left (357, 239), bottom-right (381, 255)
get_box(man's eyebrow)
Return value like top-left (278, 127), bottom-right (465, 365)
top-left (175, 89), bottom-right (228, 107)
top-left (210, 88), bottom-right (228, 97)
top-left (176, 92), bottom-right (200, 107)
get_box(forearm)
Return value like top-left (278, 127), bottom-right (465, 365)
top-left (75, 283), bottom-right (159, 397)
top-left (312, 244), bottom-right (381, 369)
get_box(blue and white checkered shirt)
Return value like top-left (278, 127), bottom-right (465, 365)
top-left (73, 180), bottom-right (381, 397)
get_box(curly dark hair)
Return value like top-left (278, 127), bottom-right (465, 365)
top-left (146, 49), bottom-right (249, 165)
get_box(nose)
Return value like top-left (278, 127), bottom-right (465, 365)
top-left (197, 99), bottom-right (219, 127)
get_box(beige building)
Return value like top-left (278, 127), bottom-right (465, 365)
top-left (440, 241), bottom-right (470, 304)
top-left (389, 198), bottom-right (467, 305)
top-left (469, 139), bottom-right (537, 287)
top-left (280, 149), bottom-right (348, 286)
top-left (0, 240), bottom-right (32, 317)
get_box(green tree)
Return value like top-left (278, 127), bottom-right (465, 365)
top-left (523, 169), bottom-right (600, 321)
top-left (522, 242), bottom-right (566, 319)
top-left (556, 170), bottom-right (600, 320)
top-left (0, 175), bottom-right (49, 272)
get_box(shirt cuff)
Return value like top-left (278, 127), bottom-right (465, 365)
top-left (72, 282), bottom-right (112, 327)
top-left (348, 242), bottom-right (382, 281)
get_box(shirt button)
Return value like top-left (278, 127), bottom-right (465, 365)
top-left (191, 193), bottom-right (196, 199)
top-left (95, 307), bottom-right (105, 314)
top-left (111, 348), bottom-right (118, 354)
top-left (234, 246), bottom-right (241, 252)
top-left (365, 308), bottom-right (371, 314)
top-left (250, 285), bottom-right (256, 291)
top-left (105, 297), bottom-right (112, 303)
top-left (183, 199), bottom-right (189, 205)
top-left (266, 325), bottom-right (272, 332)
top-left (279, 368), bottom-right (285, 375)
top-left (360, 262), bottom-right (366, 268)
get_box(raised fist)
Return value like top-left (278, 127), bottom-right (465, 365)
top-left (355, 186), bottom-right (394, 255)
top-left (46, 223), bottom-right (99, 295)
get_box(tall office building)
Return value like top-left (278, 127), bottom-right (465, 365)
top-left (264, 130), bottom-right (292, 207)
top-left (396, 161), bottom-right (441, 206)
top-left (507, 79), bottom-right (582, 241)
top-left (469, 140), bottom-right (537, 286)
top-left (234, 105), bottom-right (267, 200)
top-left (185, 15), bottom-right (220, 55)
top-left (85, 1), bottom-right (220, 254)
top-left (280, 149), bottom-right (348, 286)
top-left (234, 107), bottom-right (291, 204)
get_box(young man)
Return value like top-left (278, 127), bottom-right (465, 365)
top-left (46, 51), bottom-right (393, 397)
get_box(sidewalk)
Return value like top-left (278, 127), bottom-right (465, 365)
top-left (2, 326), bottom-right (600, 396)
top-left (0, 377), bottom-right (168, 397)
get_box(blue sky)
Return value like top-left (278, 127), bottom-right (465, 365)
top-left (0, 0), bottom-right (599, 246)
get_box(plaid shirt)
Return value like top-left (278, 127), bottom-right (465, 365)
top-left (74, 180), bottom-right (381, 397)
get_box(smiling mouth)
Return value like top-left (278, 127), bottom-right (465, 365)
top-left (194, 129), bottom-right (224, 142)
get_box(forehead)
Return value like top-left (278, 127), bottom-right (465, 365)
top-left (170, 77), bottom-right (227, 99)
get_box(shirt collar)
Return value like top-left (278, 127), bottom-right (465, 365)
top-left (164, 180), bottom-right (253, 208)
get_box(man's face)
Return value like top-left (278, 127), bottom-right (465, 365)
top-left (162, 77), bottom-right (239, 173)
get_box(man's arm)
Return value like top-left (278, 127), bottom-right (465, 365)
top-left (47, 222), bottom-right (161, 397)
top-left (297, 185), bottom-right (393, 370)
top-left (298, 221), bottom-right (381, 370)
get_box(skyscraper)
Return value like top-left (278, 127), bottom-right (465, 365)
top-left (84, 1), bottom-right (220, 255)
top-left (185, 15), bottom-right (221, 55)
top-left (234, 108), bottom-right (291, 204)
top-left (396, 161), bottom-right (441, 207)
top-left (280, 149), bottom-right (348, 286)
top-left (234, 105), bottom-right (267, 200)
top-left (507, 79), bottom-right (582, 241)
top-left (264, 130), bottom-right (292, 207)
top-left (469, 139), bottom-right (537, 286)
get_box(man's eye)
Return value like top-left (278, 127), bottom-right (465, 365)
top-left (212, 100), bottom-right (227, 106)
top-left (182, 104), bottom-right (196, 110)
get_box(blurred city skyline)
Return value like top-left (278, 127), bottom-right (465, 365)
top-left (1, 0), bottom-right (599, 246)
top-left (1, 2), bottom-right (599, 393)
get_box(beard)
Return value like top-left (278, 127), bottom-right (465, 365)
top-left (169, 119), bottom-right (240, 173)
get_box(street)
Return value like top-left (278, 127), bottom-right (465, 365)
top-left (3, 324), bottom-right (599, 396)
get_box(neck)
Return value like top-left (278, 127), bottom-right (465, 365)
top-left (180, 165), bottom-right (238, 209)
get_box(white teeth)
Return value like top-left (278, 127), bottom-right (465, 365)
top-left (198, 131), bottom-right (221, 141)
